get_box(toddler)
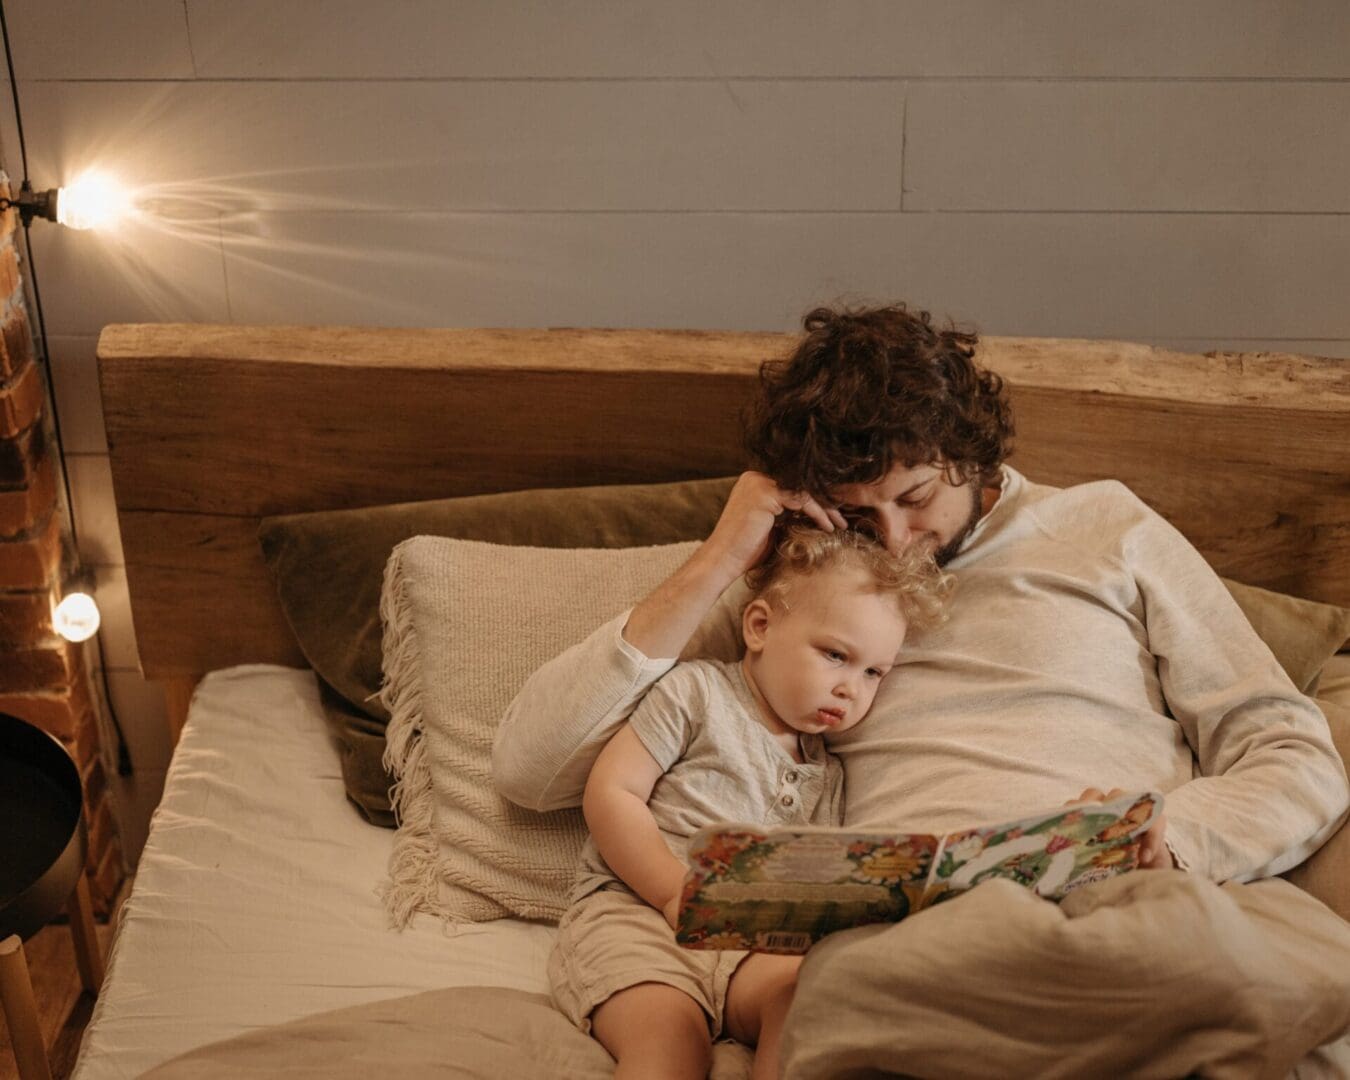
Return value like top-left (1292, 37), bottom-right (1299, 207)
top-left (548, 524), bottom-right (952, 1079)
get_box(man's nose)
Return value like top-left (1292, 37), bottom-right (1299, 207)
top-left (877, 509), bottom-right (915, 552)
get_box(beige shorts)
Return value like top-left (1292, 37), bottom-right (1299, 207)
top-left (548, 885), bottom-right (749, 1037)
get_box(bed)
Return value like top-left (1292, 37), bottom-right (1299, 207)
top-left (71, 323), bottom-right (1350, 1078)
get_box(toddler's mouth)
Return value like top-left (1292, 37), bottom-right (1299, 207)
top-left (816, 707), bottom-right (845, 727)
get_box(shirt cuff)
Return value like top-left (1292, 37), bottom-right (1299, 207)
top-left (615, 608), bottom-right (682, 674)
top-left (1164, 837), bottom-right (1191, 873)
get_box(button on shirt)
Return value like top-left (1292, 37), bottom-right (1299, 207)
top-left (570, 658), bottom-right (844, 903)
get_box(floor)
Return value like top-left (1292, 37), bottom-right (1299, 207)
top-left (0, 884), bottom-right (125, 1080)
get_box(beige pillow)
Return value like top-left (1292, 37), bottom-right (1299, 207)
top-left (379, 535), bottom-right (702, 926)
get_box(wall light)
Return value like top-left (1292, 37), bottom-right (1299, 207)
top-left (53, 590), bottom-right (101, 643)
top-left (1, 173), bottom-right (131, 231)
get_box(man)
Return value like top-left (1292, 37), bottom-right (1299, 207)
top-left (494, 303), bottom-right (1350, 1075)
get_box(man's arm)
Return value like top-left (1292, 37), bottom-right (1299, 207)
top-left (492, 472), bottom-right (844, 810)
top-left (1132, 499), bottom-right (1350, 881)
top-left (491, 608), bottom-right (679, 810)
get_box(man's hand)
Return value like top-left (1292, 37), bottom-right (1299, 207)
top-left (1068, 786), bottom-right (1174, 870)
top-left (621, 472), bottom-right (846, 660)
top-left (704, 471), bottom-right (848, 578)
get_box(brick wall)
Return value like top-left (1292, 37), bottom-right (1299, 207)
top-left (0, 194), bottom-right (122, 916)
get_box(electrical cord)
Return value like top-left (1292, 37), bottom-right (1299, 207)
top-left (0, 0), bottom-right (132, 774)
top-left (0, 0), bottom-right (26, 179)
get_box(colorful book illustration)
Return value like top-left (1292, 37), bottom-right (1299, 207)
top-left (675, 790), bottom-right (1162, 954)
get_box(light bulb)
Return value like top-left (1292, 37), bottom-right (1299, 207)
top-left (54, 591), bottom-right (101, 642)
top-left (56, 171), bottom-right (131, 231)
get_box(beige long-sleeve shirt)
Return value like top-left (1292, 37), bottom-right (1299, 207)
top-left (493, 467), bottom-right (1349, 883)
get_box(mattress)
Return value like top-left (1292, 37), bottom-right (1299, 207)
top-left (71, 665), bottom-right (557, 1080)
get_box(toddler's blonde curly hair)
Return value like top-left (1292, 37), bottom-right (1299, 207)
top-left (744, 519), bottom-right (953, 633)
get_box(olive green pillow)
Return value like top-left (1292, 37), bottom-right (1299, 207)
top-left (258, 477), bottom-right (737, 825)
top-left (259, 476), bottom-right (1350, 828)
top-left (1221, 579), bottom-right (1350, 695)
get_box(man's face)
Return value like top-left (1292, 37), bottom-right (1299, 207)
top-left (829, 461), bottom-right (987, 566)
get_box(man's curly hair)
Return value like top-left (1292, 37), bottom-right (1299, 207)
top-left (744, 303), bottom-right (1015, 496)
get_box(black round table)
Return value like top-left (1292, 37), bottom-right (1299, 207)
top-left (0, 711), bottom-right (104, 1080)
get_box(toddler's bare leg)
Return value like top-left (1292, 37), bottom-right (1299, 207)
top-left (591, 981), bottom-right (713, 1079)
top-left (724, 954), bottom-right (802, 1080)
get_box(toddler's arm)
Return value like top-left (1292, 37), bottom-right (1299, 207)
top-left (583, 723), bottom-right (688, 924)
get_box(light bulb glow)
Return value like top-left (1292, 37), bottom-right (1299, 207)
top-left (54, 591), bottom-right (101, 642)
top-left (56, 171), bottom-right (131, 230)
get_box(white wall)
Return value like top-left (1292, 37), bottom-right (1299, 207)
top-left (4, 1), bottom-right (1349, 861)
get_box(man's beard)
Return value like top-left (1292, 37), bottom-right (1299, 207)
top-left (932, 482), bottom-right (986, 567)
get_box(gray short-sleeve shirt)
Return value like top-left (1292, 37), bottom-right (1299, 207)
top-left (571, 658), bottom-right (844, 903)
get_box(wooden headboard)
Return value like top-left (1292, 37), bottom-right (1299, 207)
top-left (98, 324), bottom-right (1350, 730)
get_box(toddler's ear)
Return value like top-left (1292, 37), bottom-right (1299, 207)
top-left (741, 597), bottom-right (772, 654)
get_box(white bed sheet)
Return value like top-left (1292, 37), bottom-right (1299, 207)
top-left (72, 665), bottom-right (557, 1080)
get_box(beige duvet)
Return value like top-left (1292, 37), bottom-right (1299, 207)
top-left (145, 871), bottom-right (1349, 1080)
top-left (784, 871), bottom-right (1350, 1079)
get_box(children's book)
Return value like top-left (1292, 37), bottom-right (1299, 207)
top-left (675, 790), bottom-right (1162, 955)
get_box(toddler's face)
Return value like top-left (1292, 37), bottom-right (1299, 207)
top-left (744, 564), bottom-right (909, 738)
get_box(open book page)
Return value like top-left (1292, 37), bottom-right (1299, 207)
top-left (675, 791), bottom-right (1163, 954)
top-left (921, 790), bottom-right (1163, 911)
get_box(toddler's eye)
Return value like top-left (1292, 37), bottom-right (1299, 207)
top-left (822, 649), bottom-right (845, 662)
top-left (866, 668), bottom-right (884, 679)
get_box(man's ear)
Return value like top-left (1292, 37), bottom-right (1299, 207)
top-left (742, 598), bottom-right (772, 654)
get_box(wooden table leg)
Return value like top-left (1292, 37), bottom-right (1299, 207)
top-left (0, 934), bottom-right (54, 1080)
top-left (68, 873), bottom-right (105, 995)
